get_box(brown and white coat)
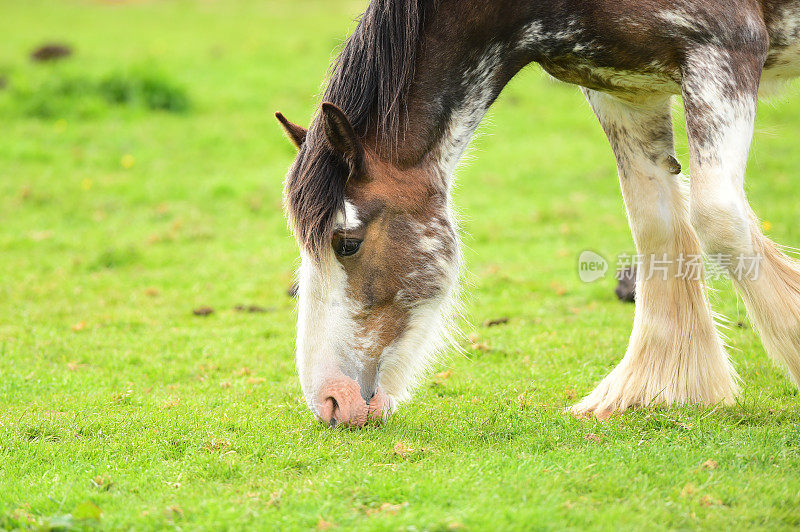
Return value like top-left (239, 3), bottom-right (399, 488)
top-left (279, 0), bottom-right (800, 426)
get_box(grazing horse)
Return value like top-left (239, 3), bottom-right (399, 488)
top-left (277, 0), bottom-right (800, 426)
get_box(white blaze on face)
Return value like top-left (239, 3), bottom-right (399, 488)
top-left (341, 200), bottom-right (360, 229)
top-left (295, 250), bottom-right (360, 416)
top-left (295, 201), bottom-right (364, 416)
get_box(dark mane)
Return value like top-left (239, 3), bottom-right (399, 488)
top-left (325, 0), bottom-right (426, 144)
top-left (285, 0), bottom-right (430, 258)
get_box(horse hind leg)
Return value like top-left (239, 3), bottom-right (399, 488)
top-left (572, 90), bottom-right (738, 418)
top-left (683, 40), bottom-right (800, 387)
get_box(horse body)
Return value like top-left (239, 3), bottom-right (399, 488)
top-left (532, 2), bottom-right (800, 96)
top-left (280, 0), bottom-right (800, 426)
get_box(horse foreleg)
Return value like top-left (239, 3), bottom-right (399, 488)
top-left (683, 42), bottom-right (800, 388)
top-left (572, 90), bottom-right (738, 418)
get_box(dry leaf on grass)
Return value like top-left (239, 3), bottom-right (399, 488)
top-left (366, 502), bottom-right (409, 516)
top-left (701, 459), bottom-right (718, 470)
top-left (165, 506), bottom-right (184, 519)
top-left (433, 370), bottom-right (452, 385)
top-left (267, 491), bottom-right (283, 508)
top-left (550, 281), bottom-right (567, 296)
top-left (202, 439), bottom-right (230, 452)
top-left (680, 483), bottom-right (696, 498)
top-left (393, 441), bottom-right (413, 457)
top-left (470, 341), bottom-right (491, 352)
top-left (317, 518), bottom-right (336, 530)
top-left (162, 397), bottom-right (181, 409)
top-left (111, 390), bottom-right (133, 404)
top-left (91, 475), bottom-right (114, 491)
top-left (700, 494), bottom-right (722, 507)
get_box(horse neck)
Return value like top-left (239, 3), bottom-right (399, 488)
top-left (390, 3), bottom-right (536, 188)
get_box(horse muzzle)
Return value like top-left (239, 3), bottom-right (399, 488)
top-left (312, 376), bottom-right (394, 428)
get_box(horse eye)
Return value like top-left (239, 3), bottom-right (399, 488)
top-left (336, 238), bottom-right (362, 257)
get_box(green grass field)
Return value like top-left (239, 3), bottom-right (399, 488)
top-left (2, 1), bottom-right (800, 530)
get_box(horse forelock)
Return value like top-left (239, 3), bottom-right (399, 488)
top-left (285, 0), bottom-right (434, 259)
top-left (284, 131), bottom-right (348, 261)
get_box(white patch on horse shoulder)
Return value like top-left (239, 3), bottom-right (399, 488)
top-left (655, 9), bottom-right (722, 44)
top-left (519, 18), bottom-right (676, 94)
top-left (518, 21), bottom-right (544, 48)
top-left (572, 42), bottom-right (592, 53)
top-left (658, 8), bottom-right (764, 45)
top-left (434, 44), bottom-right (503, 179)
top-left (517, 18), bottom-right (582, 51)
top-left (656, 10), bottom-right (701, 29)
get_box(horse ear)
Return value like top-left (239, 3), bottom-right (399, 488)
top-left (320, 102), bottom-right (363, 172)
top-left (275, 112), bottom-right (307, 149)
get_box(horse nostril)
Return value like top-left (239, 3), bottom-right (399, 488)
top-left (328, 396), bottom-right (346, 427)
top-left (319, 396), bottom-right (338, 426)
